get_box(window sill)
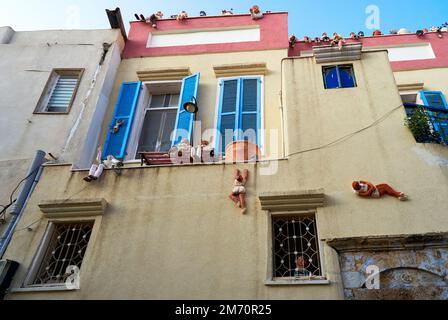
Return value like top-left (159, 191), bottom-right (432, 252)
top-left (10, 285), bottom-right (78, 293)
top-left (265, 279), bottom-right (331, 286)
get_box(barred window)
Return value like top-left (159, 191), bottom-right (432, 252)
top-left (32, 221), bottom-right (93, 286)
top-left (272, 215), bottom-right (322, 279)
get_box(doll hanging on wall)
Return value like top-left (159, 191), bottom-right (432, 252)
top-left (134, 11), bottom-right (163, 28)
top-left (84, 147), bottom-right (105, 182)
top-left (229, 169), bottom-right (249, 214)
top-left (352, 181), bottom-right (408, 201)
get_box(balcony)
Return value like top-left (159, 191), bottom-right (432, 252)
top-left (404, 103), bottom-right (448, 145)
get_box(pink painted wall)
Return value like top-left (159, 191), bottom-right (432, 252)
top-left (123, 13), bottom-right (289, 59)
top-left (289, 33), bottom-right (448, 71)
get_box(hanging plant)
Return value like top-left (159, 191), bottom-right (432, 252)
top-left (404, 107), bottom-right (441, 144)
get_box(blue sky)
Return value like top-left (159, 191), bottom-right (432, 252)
top-left (1, 0), bottom-right (447, 38)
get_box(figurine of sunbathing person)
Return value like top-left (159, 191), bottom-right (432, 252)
top-left (352, 181), bottom-right (408, 201)
top-left (229, 169), bottom-right (249, 214)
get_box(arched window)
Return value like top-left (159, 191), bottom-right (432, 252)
top-left (323, 65), bottom-right (356, 89)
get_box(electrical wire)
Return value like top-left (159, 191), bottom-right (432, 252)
top-left (286, 104), bottom-right (404, 158)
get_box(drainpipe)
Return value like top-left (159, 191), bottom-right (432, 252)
top-left (0, 150), bottom-right (46, 258)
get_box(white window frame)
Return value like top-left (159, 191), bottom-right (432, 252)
top-left (212, 75), bottom-right (265, 159)
top-left (265, 210), bottom-right (330, 286)
top-left (126, 80), bottom-right (182, 161)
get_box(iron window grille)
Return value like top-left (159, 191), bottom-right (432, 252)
top-left (31, 221), bottom-right (93, 286)
top-left (272, 215), bottom-right (323, 279)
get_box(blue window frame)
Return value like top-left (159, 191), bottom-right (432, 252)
top-left (420, 91), bottom-right (448, 111)
top-left (420, 90), bottom-right (448, 144)
top-left (323, 65), bottom-right (357, 89)
top-left (216, 77), bottom-right (262, 155)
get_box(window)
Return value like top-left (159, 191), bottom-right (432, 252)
top-left (323, 65), bottom-right (356, 89)
top-left (272, 215), bottom-right (323, 279)
top-left (27, 221), bottom-right (93, 287)
top-left (35, 69), bottom-right (83, 113)
top-left (216, 77), bottom-right (262, 155)
top-left (137, 93), bottom-right (179, 155)
top-left (103, 74), bottom-right (200, 161)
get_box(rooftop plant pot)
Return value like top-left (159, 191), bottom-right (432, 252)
top-left (225, 140), bottom-right (261, 163)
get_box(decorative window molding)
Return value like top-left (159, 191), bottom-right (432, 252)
top-left (213, 63), bottom-right (267, 78)
top-left (38, 198), bottom-right (107, 219)
top-left (313, 43), bottom-right (362, 64)
top-left (324, 232), bottom-right (448, 253)
top-left (137, 67), bottom-right (191, 81)
top-left (397, 83), bottom-right (424, 92)
top-left (259, 189), bottom-right (325, 212)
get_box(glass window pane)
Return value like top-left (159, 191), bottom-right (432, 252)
top-left (339, 66), bottom-right (356, 88)
top-left (138, 111), bottom-right (163, 152)
top-left (242, 79), bottom-right (258, 112)
top-left (323, 67), bottom-right (339, 89)
top-left (169, 94), bottom-right (180, 108)
top-left (159, 111), bottom-right (177, 152)
top-left (150, 95), bottom-right (165, 108)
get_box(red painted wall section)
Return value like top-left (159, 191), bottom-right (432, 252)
top-left (289, 33), bottom-right (448, 71)
top-left (123, 13), bottom-right (289, 59)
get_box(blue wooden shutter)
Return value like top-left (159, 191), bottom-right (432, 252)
top-left (420, 91), bottom-right (448, 143)
top-left (420, 91), bottom-right (448, 110)
top-left (172, 73), bottom-right (200, 146)
top-left (102, 82), bottom-right (141, 159)
top-left (217, 79), bottom-right (240, 154)
top-left (239, 78), bottom-right (261, 147)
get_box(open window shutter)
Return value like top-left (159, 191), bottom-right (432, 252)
top-left (217, 79), bottom-right (240, 154)
top-left (102, 82), bottom-right (141, 159)
top-left (172, 73), bottom-right (200, 146)
top-left (420, 91), bottom-right (448, 110)
top-left (239, 78), bottom-right (261, 146)
top-left (420, 91), bottom-right (448, 143)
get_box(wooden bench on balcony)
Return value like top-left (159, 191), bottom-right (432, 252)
top-left (139, 152), bottom-right (173, 166)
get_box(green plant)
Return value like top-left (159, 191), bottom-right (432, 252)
top-left (404, 107), bottom-right (441, 143)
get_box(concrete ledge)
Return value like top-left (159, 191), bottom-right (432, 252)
top-left (325, 232), bottom-right (448, 253)
top-left (259, 189), bottom-right (325, 212)
top-left (10, 286), bottom-right (78, 293)
top-left (38, 198), bottom-right (107, 218)
top-left (265, 279), bottom-right (330, 286)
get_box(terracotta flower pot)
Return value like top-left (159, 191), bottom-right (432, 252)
top-left (225, 141), bottom-right (261, 163)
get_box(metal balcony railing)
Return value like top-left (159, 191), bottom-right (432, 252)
top-left (404, 103), bottom-right (448, 145)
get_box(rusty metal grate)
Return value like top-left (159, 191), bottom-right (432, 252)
top-left (33, 222), bottom-right (93, 285)
top-left (272, 215), bottom-right (322, 278)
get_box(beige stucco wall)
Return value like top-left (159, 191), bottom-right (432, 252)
top-left (394, 67), bottom-right (448, 96)
top-left (98, 49), bottom-right (287, 161)
top-left (3, 51), bottom-right (448, 300)
top-left (0, 29), bottom-right (124, 244)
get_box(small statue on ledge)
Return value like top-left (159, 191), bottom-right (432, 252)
top-left (229, 169), bottom-right (249, 214)
top-left (352, 181), bottom-right (408, 201)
